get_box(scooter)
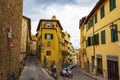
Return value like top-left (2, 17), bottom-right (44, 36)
top-left (61, 68), bottom-right (73, 78)
top-left (66, 69), bottom-right (73, 78)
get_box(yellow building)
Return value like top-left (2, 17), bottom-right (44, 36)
top-left (36, 16), bottom-right (63, 71)
top-left (31, 35), bottom-right (37, 53)
top-left (80, 0), bottom-right (120, 80)
top-left (79, 17), bottom-right (87, 70)
top-left (62, 32), bottom-right (73, 65)
top-left (21, 16), bottom-right (31, 65)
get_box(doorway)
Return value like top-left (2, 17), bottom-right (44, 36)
top-left (107, 60), bottom-right (119, 80)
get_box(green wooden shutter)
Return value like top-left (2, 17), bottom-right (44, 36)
top-left (45, 34), bottom-right (47, 39)
top-left (97, 34), bottom-right (99, 45)
top-left (111, 24), bottom-right (118, 42)
top-left (88, 37), bottom-right (91, 46)
top-left (110, 0), bottom-right (116, 11)
top-left (95, 13), bottom-right (97, 24)
top-left (101, 30), bottom-right (106, 44)
top-left (111, 28), bottom-right (114, 42)
top-left (114, 25), bottom-right (118, 41)
top-left (51, 34), bottom-right (53, 39)
top-left (101, 6), bottom-right (105, 18)
top-left (94, 35), bottom-right (96, 45)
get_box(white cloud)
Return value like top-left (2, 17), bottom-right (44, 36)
top-left (23, 0), bottom-right (98, 49)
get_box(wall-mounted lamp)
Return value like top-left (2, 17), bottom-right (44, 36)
top-left (110, 23), bottom-right (120, 33)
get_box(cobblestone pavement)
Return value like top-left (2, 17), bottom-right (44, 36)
top-left (19, 55), bottom-right (54, 80)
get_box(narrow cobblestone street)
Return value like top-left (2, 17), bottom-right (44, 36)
top-left (19, 55), bottom-right (54, 80)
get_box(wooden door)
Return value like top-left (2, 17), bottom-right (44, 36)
top-left (107, 60), bottom-right (119, 80)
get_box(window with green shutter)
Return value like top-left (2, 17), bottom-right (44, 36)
top-left (88, 37), bottom-right (91, 46)
top-left (111, 24), bottom-right (118, 42)
top-left (45, 34), bottom-right (53, 39)
top-left (100, 6), bottom-right (105, 19)
top-left (101, 30), bottom-right (106, 44)
top-left (109, 0), bottom-right (116, 11)
top-left (46, 51), bottom-right (51, 56)
top-left (87, 19), bottom-right (94, 30)
top-left (95, 13), bottom-right (97, 24)
top-left (94, 33), bottom-right (99, 45)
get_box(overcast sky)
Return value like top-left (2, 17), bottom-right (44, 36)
top-left (23, 0), bottom-right (98, 49)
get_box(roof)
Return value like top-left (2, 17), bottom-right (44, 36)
top-left (79, 16), bottom-right (87, 29)
top-left (37, 19), bottom-right (63, 31)
top-left (85, 0), bottom-right (104, 23)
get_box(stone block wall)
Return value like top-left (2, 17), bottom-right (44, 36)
top-left (0, 0), bottom-right (23, 79)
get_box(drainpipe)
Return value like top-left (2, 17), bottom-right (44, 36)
top-left (93, 19), bottom-right (96, 73)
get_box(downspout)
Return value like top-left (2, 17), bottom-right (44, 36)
top-left (93, 18), bottom-right (96, 73)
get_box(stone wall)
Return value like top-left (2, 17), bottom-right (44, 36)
top-left (0, 0), bottom-right (23, 79)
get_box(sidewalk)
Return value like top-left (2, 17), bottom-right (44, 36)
top-left (79, 68), bottom-right (106, 80)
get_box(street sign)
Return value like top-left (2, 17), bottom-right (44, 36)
top-left (8, 26), bottom-right (12, 32)
top-left (8, 27), bottom-right (12, 39)
top-left (8, 32), bottom-right (12, 39)
top-left (9, 40), bottom-right (15, 48)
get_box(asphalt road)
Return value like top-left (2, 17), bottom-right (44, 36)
top-left (59, 66), bottom-right (96, 80)
top-left (19, 55), bottom-right (95, 80)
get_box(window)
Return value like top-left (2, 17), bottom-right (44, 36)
top-left (94, 33), bottom-right (99, 45)
top-left (111, 24), bottom-right (118, 42)
top-left (46, 51), bottom-right (51, 56)
top-left (109, 0), bottom-right (116, 11)
top-left (94, 13), bottom-right (97, 24)
top-left (87, 19), bottom-right (94, 30)
top-left (86, 37), bottom-right (92, 47)
top-left (101, 30), bottom-right (106, 44)
top-left (97, 58), bottom-right (103, 74)
top-left (45, 34), bottom-right (53, 39)
top-left (45, 22), bottom-right (53, 28)
top-left (47, 41), bottom-right (50, 46)
top-left (100, 6), bottom-right (105, 19)
top-left (88, 37), bottom-right (91, 46)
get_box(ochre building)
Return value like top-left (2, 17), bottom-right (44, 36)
top-left (36, 16), bottom-right (63, 72)
top-left (80, 0), bottom-right (120, 80)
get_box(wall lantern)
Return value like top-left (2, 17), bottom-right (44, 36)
top-left (110, 23), bottom-right (120, 33)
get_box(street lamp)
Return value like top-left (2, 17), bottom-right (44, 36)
top-left (110, 23), bottom-right (120, 33)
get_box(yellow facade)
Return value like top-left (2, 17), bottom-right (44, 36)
top-left (31, 35), bottom-right (37, 53)
top-left (21, 16), bottom-right (31, 63)
top-left (79, 17), bottom-right (87, 70)
top-left (80, 0), bottom-right (120, 80)
top-left (37, 16), bottom-right (63, 71)
top-left (62, 32), bottom-right (73, 65)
